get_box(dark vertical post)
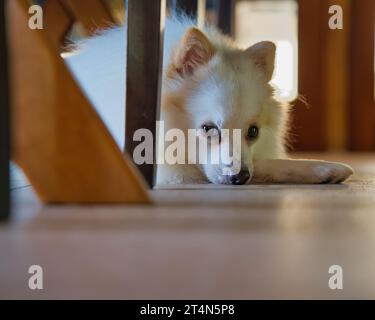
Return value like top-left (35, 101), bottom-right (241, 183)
top-left (0, 0), bottom-right (10, 220)
top-left (215, 0), bottom-right (234, 36)
top-left (171, 0), bottom-right (205, 28)
top-left (125, 0), bottom-right (165, 187)
top-left (174, 0), bottom-right (198, 17)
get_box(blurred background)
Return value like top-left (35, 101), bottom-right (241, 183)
top-left (31, 0), bottom-right (375, 152)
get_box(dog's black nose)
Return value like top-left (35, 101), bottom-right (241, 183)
top-left (230, 170), bottom-right (250, 185)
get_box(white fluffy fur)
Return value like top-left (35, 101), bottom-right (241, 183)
top-left (65, 16), bottom-right (353, 185)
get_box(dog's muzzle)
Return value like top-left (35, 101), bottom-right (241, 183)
top-left (229, 170), bottom-right (250, 185)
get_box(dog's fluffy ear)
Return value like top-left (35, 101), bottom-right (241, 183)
top-left (245, 41), bottom-right (276, 82)
top-left (172, 27), bottom-right (215, 77)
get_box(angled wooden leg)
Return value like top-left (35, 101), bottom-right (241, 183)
top-left (125, 0), bottom-right (166, 188)
top-left (8, 0), bottom-right (149, 204)
top-left (0, 0), bottom-right (10, 220)
top-left (59, 0), bottom-right (114, 34)
top-left (43, 0), bottom-right (74, 48)
top-left (42, 0), bottom-right (117, 49)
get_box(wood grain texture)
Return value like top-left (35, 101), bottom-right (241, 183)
top-left (3, 153), bottom-right (375, 299)
top-left (0, 0), bottom-right (10, 220)
top-left (125, 0), bottom-right (165, 187)
top-left (324, 0), bottom-right (351, 151)
top-left (295, 0), bottom-right (374, 151)
top-left (43, 0), bottom-right (116, 48)
top-left (43, 0), bottom-right (73, 48)
top-left (293, 0), bottom-right (328, 150)
top-left (348, 0), bottom-right (375, 150)
top-left (8, 0), bottom-right (150, 203)
top-left (60, 0), bottom-right (114, 35)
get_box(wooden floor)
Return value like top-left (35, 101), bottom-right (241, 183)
top-left (1, 153), bottom-right (375, 299)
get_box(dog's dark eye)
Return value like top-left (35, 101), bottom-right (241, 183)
top-left (247, 125), bottom-right (259, 140)
top-left (202, 124), bottom-right (218, 134)
top-left (202, 124), bottom-right (220, 140)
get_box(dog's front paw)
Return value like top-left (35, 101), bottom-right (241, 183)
top-left (312, 162), bottom-right (353, 184)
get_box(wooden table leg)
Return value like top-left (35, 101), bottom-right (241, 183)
top-left (125, 0), bottom-right (166, 188)
top-left (0, 0), bottom-right (10, 220)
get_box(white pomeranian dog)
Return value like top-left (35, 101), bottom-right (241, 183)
top-left (65, 15), bottom-right (353, 185)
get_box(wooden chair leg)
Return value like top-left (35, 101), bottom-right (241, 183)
top-left (59, 0), bottom-right (114, 35)
top-left (0, 0), bottom-right (10, 220)
top-left (8, 0), bottom-right (149, 204)
top-left (42, 0), bottom-right (117, 49)
top-left (125, 0), bottom-right (166, 188)
top-left (43, 0), bottom-right (74, 48)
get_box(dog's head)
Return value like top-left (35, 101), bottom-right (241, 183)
top-left (164, 27), bottom-right (277, 184)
